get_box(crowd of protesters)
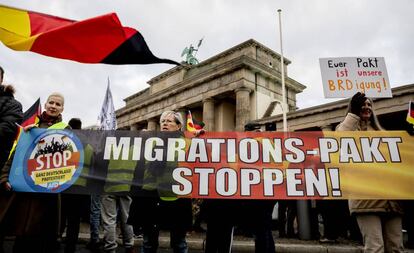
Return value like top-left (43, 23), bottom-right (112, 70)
top-left (0, 65), bottom-right (413, 253)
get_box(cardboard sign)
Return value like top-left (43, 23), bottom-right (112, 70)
top-left (319, 57), bottom-right (391, 98)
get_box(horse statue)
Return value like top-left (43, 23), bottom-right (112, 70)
top-left (181, 38), bottom-right (203, 65)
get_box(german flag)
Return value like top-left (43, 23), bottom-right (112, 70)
top-left (186, 110), bottom-right (205, 134)
top-left (22, 98), bottom-right (41, 127)
top-left (14, 98), bottom-right (41, 140)
top-left (0, 5), bottom-right (179, 65)
top-left (407, 101), bottom-right (414, 125)
top-left (8, 98), bottom-right (41, 160)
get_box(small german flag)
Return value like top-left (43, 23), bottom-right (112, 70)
top-left (0, 5), bottom-right (178, 65)
top-left (186, 110), bottom-right (205, 134)
top-left (407, 101), bottom-right (414, 125)
top-left (9, 98), bottom-right (41, 159)
top-left (14, 98), bottom-right (41, 139)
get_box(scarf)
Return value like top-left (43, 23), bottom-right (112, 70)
top-left (39, 111), bottom-right (62, 127)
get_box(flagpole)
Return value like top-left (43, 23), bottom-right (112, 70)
top-left (277, 9), bottom-right (287, 132)
top-left (278, 8), bottom-right (311, 240)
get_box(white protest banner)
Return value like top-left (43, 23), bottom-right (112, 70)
top-left (319, 57), bottom-right (391, 98)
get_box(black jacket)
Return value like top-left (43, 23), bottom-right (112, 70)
top-left (0, 85), bottom-right (23, 170)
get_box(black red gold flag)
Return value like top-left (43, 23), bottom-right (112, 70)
top-left (0, 5), bottom-right (179, 65)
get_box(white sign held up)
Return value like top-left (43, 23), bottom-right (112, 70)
top-left (319, 57), bottom-right (392, 98)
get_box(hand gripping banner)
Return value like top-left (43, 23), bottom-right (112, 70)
top-left (8, 129), bottom-right (414, 199)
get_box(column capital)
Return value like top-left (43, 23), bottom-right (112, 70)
top-left (235, 86), bottom-right (252, 93)
top-left (147, 118), bottom-right (158, 131)
top-left (203, 97), bottom-right (215, 103)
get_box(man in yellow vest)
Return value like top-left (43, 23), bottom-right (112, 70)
top-left (100, 126), bottom-right (137, 253)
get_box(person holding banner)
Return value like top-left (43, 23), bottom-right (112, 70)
top-left (203, 122), bottom-right (276, 253)
top-left (0, 68), bottom-right (23, 253)
top-left (61, 118), bottom-right (96, 253)
top-left (128, 111), bottom-right (193, 253)
top-left (0, 69), bottom-right (23, 174)
top-left (337, 92), bottom-right (404, 253)
top-left (0, 92), bottom-right (69, 253)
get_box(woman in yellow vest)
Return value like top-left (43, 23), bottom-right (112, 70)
top-left (128, 111), bottom-right (193, 253)
top-left (0, 92), bottom-right (69, 253)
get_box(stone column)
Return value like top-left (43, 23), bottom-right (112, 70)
top-left (235, 87), bottom-right (251, 131)
top-left (130, 124), bottom-right (137, 131)
top-left (203, 98), bottom-right (215, 131)
top-left (147, 118), bottom-right (158, 131)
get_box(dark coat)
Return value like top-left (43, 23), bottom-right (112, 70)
top-left (128, 193), bottom-right (193, 230)
top-left (0, 85), bottom-right (23, 170)
top-left (0, 116), bottom-right (68, 236)
top-left (203, 199), bottom-right (276, 229)
top-left (127, 133), bottom-right (193, 231)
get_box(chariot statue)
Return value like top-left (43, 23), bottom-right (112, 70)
top-left (181, 38), bottom-right (203, 65)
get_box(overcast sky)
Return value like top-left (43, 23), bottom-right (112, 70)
top-left (1, 0), bottom-right (413, 127)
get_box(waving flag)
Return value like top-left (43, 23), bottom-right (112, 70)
top-left (98, 79), bottom-right (117, 130)
top-left (14, 98), bottom-right (41, 140)
top-left (21, 98), bottom-right (41, 127)
top-left (0, 5), bottom-right (179, 65)
top-left (8, 98), bottom-right (41, 159)
top-left (407, 101), bottom-right (414, 125)
top-left (186, 110), bottom-right (205, 134)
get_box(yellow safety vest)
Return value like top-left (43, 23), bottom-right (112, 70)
top-left (72, 144), bottom-right (93, 187)
top-left (104, 145), bottom-right (136, 193)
